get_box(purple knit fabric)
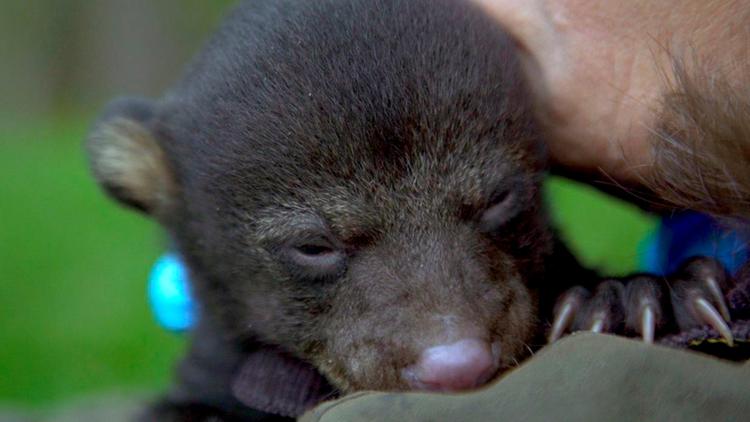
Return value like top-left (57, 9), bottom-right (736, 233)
top-left (231, 347), bottom-right (337, 418)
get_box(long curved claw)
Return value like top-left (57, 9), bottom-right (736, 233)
top-left (705, 277), bottom-right (731, 322)
top-left (589, 313), bottom-right (606, 333)
top-left (640, 305), bottom-right (655, 344)
top-left (549, 301), bottom-right (576, 344)
top-left (694, 297), bottom-right (734, 346)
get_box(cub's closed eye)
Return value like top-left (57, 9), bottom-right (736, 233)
top-left (295, 244), bottom-right (334, 256)
top-left (479, 190), bottom-right (516, 233)
top-left (283, 238), bottom-right (346, 280)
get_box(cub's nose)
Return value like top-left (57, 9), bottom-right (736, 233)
top-left (403, 338), bottom-right (499, 391)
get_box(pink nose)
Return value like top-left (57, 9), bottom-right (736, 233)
top-left (403, 338), bottom-right (499, 391)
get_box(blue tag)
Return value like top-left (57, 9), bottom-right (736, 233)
top-left (640, 212), bottom-right (749, 276)
top-left (148, 253), bottom-right (197, 332)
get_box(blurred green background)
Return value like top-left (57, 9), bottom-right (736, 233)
top-left (0, 0), bottom-right (656, 413)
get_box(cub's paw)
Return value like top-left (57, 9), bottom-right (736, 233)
top-left (549, 257), bottom-right (734, 345)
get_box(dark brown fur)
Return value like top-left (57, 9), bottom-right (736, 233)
top-left (163, 0), bottom-right (553, 392)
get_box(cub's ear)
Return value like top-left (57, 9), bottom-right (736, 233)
top-left (86, 97), bottom-right (176, 217)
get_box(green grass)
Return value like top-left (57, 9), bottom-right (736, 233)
top-left (0, 118), bottom-right (184, 407)
top-left (0, 117), bottom-right (656, 408)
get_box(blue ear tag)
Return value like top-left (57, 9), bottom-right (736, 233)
top-left (148, 253), bottom-right (197, 332)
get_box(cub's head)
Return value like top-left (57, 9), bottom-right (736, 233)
top-left (87, 0), bottom-right (552, 392)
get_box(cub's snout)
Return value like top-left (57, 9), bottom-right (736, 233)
top-left (403, 338), bottom-right (500, 391)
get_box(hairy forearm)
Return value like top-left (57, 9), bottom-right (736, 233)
top-left (474, 0), bottom-right (750, 190)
